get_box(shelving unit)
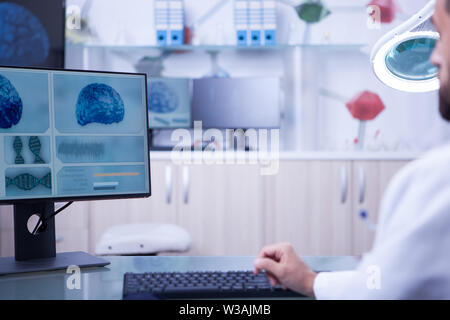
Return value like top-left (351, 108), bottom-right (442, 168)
top-left (66, 41), bottom-right (373, 152)
top-left (68, 42), bottom-right (368, 51)
top-left (68, 42), bottom-right (368, 69)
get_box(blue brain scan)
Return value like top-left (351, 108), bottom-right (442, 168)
top-left (76, 83), bottom-right (125, 126)
top-left (0, 74), bottom-right (23, 129)
top-left (149, 80), bottom-right (179, 114)
top-left (0, 2), bottom-right (50, 66)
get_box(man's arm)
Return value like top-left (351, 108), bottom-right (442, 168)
top-left (253, 243), bottom-right (356, 298)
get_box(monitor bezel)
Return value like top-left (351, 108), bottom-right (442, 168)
top-left (0, 65), bottom-right (151, 204)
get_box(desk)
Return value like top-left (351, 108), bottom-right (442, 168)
top-left (0, 256), bottom-right (358, 300)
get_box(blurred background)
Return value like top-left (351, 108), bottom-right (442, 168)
top-left (0, 0), bottom-right (448, 258)
top-left (64, 0), bottom-right (450, 153)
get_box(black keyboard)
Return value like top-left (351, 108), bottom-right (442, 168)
top-left (123, 271), bottom-right (305, 299)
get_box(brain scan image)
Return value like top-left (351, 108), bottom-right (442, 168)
top-left (149, 80), bottom-right (179, 114)
top-left (0, 2), bottom-right (50, 66)
top-left (76, 83), bottom-right (125, 126)
top-left (0, 74), bottom-right (23, 129)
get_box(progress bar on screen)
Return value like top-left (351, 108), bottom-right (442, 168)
top-left (93, 182), bottom-right (119, 191)
top-left (93, 172), bottom-right (140, 177)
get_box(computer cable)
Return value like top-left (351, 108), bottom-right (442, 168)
top-left (31, 202), bottom-right (74, 236)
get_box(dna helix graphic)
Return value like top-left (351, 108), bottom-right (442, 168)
top-left (29, 136), bottom-right (45, 164)
top-left (5, 172), bottom-right (51, 191)
top-left (13, 136), bottom-right (24, 164)
top-left (13, 136), bottom-right (45, 164)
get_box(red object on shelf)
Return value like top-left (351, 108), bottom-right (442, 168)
top-left (368, 0), bottom-right (396, 23)
top-left (184, 26), bottom-right (194, 44)
top-left (346, 91), bottom-right (385, 121)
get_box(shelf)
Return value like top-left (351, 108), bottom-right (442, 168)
top-left (149, 150), bottom-right (422, 161)
top-left (67, 42), bottom-right (368, 53)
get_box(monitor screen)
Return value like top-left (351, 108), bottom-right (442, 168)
top-left (148, 78), bottom-right (191, 129)
top-left (0, 0), bottom-right (65, 68)
top-left (0, 66), bottom-right (150, 203)
top-left (192, 78), bottom-right (280, 129)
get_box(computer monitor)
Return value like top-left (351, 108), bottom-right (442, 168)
top-left (0, 66), bottom-right (150, 275)
top-left (192, 77), bottom-right (281, 129)
top-left (148, 78), bottom-right (191, 129)
top-left (0, 0), bottom-right (66, 68)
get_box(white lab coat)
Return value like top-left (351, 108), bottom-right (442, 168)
top-left (314, 142), bottom-right (450, 299)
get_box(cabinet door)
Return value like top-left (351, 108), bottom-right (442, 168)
top-left (88, 160), bottom-right (178, 254)
top-left (351, 160), bottom-right (409, 255)
top-left (177, 163), bottom-right (265, 256)
top-left (0, 206), bottom-right (13, 257)
top-left (264, 161), bottom-right (353, 255)
top-left (55, 201), bottom-right (89, 253)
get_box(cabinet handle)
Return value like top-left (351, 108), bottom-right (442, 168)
top-left (340, 166), bottom-right (348, 204)
top-left (182, 166), bottom-right (190, 204)
top-left (359, 167), bottom-right (366, 204)
top-left (165, 166), bottom-right (172, 204)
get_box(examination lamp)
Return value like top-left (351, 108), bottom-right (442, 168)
top-left (371, 0), bottom-right (440, 93)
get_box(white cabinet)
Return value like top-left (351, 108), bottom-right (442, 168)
top-left (87, 160), bottom-right (266, 256)
top-left (264, 160), bottom-right (408, 256)
top-left (0, 158), bottom-right (410, 258)
top-left (55, 201), bottom-right (89, 253)
top-left (263, 161), bottom-right (353, 255)
top-left (177, 163), bottom-right (265, 255)
top-left (0, 206), bottom-right (13, 257)
top-left (351, 161), bottom-right (408, 255)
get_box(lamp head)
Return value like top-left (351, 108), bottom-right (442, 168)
top-left (371, 0), bottom-right (440, 92)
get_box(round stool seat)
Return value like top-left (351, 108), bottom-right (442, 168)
top-left (95, 223), bottom-right (192, 256)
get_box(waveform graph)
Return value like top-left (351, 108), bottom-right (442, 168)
top-left (57, 138), bottom-right (105, 163)
top-left (4, 136), bottom-right (50, 165)
top-left (5, 167), bottom-right (52, 198)
top-left (56, 136), bottom-right (145, 163)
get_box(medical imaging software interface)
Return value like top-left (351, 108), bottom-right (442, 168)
top-left (0, 67), bottom-right (150, 201)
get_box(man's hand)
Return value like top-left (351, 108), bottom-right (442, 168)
top-left (253, 243), bottom-right (317, 297)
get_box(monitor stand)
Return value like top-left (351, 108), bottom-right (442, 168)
top-left (0, 201), bottom-right (110, 276)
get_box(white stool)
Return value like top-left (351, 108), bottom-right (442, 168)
top-left (95, 224), bottom-right (192, 256)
